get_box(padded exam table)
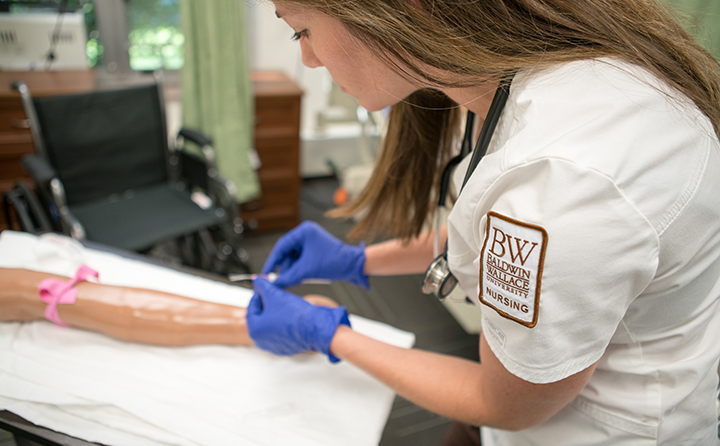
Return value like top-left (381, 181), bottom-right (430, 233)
top-left (0, 231), bottom-right (415, 446)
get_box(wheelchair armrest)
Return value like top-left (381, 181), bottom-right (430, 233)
top-left (18, 156), bottom-right (83, 239)
top-left (178, 127), bottom-right (213, 148)
top-left (21, 154), bottom-right (57, 184)
top-left (208, 175), bottom-right (238, 208)
top-left (176, 127), bottom-right (217, 171)
top-left (208, 175), bottom-right (244, 237)
top-left (58, 206), bottom-right (87, 240)
top-left (179, 150), bottom-right (212, 191)
top-left (3, 180), bottom-right (53, 234)
top-left (22, 154), bottom-right (72, 219)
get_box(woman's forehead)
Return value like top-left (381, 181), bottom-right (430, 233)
top-left (273, 2), bottom-right (312, 18)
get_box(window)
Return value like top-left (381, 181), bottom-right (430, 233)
top-left (127, 0), bottom-right (182, 71)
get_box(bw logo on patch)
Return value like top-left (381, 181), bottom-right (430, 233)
top-left (479, 212), bottom-right (548, 328)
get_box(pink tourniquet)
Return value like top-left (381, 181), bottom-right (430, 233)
top-left (38, 265), bottom-right (99, 327)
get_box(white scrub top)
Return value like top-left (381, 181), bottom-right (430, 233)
top-left (446, 59), bottom-right (720, 445)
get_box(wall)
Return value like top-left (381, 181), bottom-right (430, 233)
top-left (246, 1), bottom-right (330, 134)
top-left (245, 2), bottom-right (380, 178)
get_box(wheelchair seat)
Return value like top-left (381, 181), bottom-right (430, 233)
top-left (69, 182), bottom-right (225, 252)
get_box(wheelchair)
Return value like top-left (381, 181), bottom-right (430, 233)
top-left (7, 79), bottom-right (250, 275)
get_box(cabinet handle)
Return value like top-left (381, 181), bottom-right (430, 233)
top-left (10, 119), bottom-right (30, 129)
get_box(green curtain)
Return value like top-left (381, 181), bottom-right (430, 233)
top-left (180, 0), bottom-right (259, 202)
top-left (661, 0), bottom-right (720, 61)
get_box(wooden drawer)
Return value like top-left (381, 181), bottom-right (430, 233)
top-left (0, 153), bottom-right (32, 183)
top-left (246, 170), bottom-right (300, 209)
top-left (256, 169), bottom-right (300, 202)
top-left (254, 135), bottom-right (299, 171)
top-left (244, 71), bottom-right (303, 233)
top-left (241, 170), bottom-right (300, 231)
top-left (0, 97), bottom-right (34, 186)
top-left (0, 102), bottom-right (30, 136)
top-left (255, 97), bottom-right (300, 131)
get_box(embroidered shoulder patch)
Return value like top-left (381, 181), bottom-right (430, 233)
top-left (479, 212), bottom-right (548, 328)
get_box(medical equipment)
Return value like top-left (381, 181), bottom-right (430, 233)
top-left (228, 272), bottom-right (332, 284)
top-left (422, 75), bottom-right (513, 300)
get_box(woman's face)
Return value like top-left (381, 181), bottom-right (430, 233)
top-left (274, 4), bottom-right (419, 111)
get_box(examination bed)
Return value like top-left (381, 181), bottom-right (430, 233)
top-left (0, 230), bottom-right (415, 446)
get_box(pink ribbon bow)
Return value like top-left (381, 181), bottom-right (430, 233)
top-left (38, 265), bottom-right (99, 327)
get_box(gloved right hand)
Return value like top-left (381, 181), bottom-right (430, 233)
top-left (261, 221), bottom-right (369, 289)
top-left (247, 277), bottom-right (351, 363)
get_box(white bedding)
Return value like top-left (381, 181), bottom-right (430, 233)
top-left (0, 231), bottom-right (415, 446)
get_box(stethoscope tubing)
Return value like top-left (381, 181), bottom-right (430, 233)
top-left (460, 75), bottom-right (514, 190)
top-left (435, 75), bottom-right (514, 256)
top-left (427, 74), bottom-right (514, 299)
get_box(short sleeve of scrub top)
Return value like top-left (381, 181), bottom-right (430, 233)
top-left (466, 159), bottom-right (658, 384)
top-left (446, 60), bottom-right (672, 384)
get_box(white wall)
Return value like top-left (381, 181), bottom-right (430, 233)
top-left (245, 2), bottom-right (384, 177)
top-left (246, 1), bottom-right (331, 134)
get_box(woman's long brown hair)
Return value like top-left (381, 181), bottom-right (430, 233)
top-left (328, 90), bottom-right (461, 241)
top-left (278, 0), bottom-right (720, 241)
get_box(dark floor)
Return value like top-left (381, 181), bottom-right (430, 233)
top-left (0, 177), bottom-right (479, 446)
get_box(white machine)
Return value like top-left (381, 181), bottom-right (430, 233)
top-left (0, 12), bottom-right (88, 70)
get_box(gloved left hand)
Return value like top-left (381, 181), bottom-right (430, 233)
top-left (247, 277), bottom-right (350, 363)
top-left (261, 221), bottom-right (369, 289)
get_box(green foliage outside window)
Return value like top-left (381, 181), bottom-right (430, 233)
top-left (127, 0), bottom-right (183, 71)
top-left (81, 0), bottom-right (100, 67)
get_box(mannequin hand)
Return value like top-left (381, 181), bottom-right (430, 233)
top-left (247, 277), bottom-right (350, 363)
top-left (261, 221), bottom-right (369, 289)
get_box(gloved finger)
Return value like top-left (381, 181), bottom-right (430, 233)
top-left (266, 252), bottom-right (308, 288)
top-left (278, 255), bottom-right (298, 274)
top-left (252, 276), bottom-right (274, 293)
top-left (261, 245), bottom-right (285, 275)
top-left (254, 277), bottom-right (293, 304)
top-left (256, 277), bottom-right (309, 307)
top-left (261, 230), bottom-right (302, 274)
top-left (271, 274), bottom-right (292, 289)
top-left (272, 264), bottom-right (309, 289)
top-left (246, 291), bottom-right (264, 317)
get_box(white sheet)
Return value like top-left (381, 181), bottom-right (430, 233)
top-left (0, 231), bottom-right (415, 446)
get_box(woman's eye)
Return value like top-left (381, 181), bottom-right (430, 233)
top-left (291, 30), bottom-right (308, 41)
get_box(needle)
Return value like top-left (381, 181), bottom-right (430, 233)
top-left (227, 272), bottom-right (332, 285)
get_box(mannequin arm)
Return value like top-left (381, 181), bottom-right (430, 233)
top-left (0, 267), bottom-right (336, 347)
top-left (365, 225), bottom-right (447, 276)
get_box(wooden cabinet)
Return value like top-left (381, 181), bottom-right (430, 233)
top-left (0, 70), bottom-right (96, 230)
top-left (243, 72), bottom-right (303, 232)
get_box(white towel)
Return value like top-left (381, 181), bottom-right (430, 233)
top-left (0, 231), bottom-right (415, 446)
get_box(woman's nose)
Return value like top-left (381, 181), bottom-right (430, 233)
top-left (300, 41), bottom-right (323, 68)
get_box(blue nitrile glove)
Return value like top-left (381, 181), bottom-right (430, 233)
top-left (247, 277), bottom-right (351, 363)
top-left (261, 220), bottom-right (369, 289)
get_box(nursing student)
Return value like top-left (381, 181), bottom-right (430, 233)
top-left (246, 1), bottom-right (720, 445)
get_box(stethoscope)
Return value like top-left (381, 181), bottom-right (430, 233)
top-left (422, 75), bottom-right (514, 300)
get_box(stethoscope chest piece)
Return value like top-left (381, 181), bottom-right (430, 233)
top-left (421, 74), bottom-right (513, 301)
top-left (422, 253), bottom-right (458, 300)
